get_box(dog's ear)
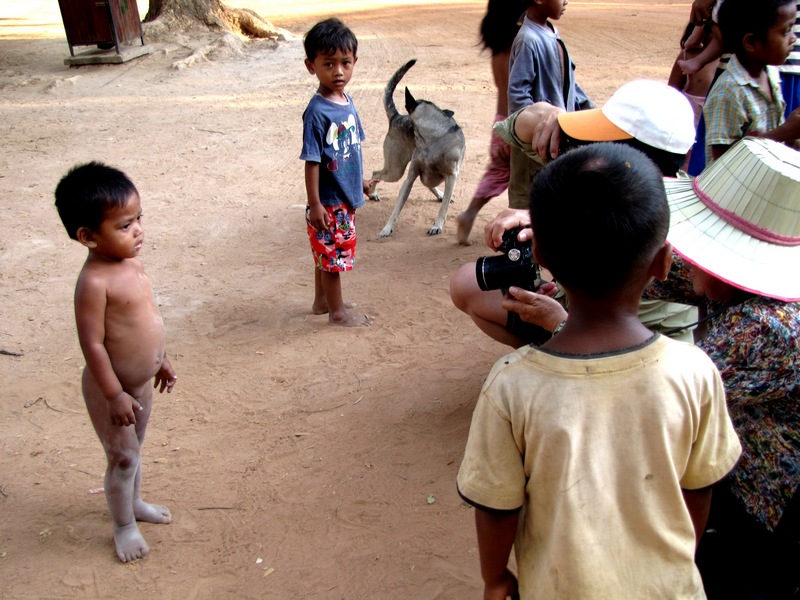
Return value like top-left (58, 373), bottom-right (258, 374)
top-left (404, 87), bottom-right (418, 113)
top-left (443, 109), bottom-right (454, 118)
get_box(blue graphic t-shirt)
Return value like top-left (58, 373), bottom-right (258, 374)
top-left (300, 93), bottom-right (366, 210)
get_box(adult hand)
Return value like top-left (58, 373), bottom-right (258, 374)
top-left (514, 102), bottom-right (565, 161)
top-left (690, 0), bottom-right (715, 24)
top-left (502, 286), bottom-right (567, 333)
top-left (483, 208), bottom-right (532, 251)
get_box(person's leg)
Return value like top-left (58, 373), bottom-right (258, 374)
top-left (508, 146), bottom-right (534, 210)
top-left (696, 480), bottom-right (745, 598)
top-left (82, 368), bottom-right (149, 563)
top-left (457, 195), bottom-right (492, 246)
top-left (457, 126), bottom-right (511, 245)
top-left (320, 270), bottom-right (372, 327)
top-left (697, 478), bottom-right (789, 599)
top-left (318, 206), bottom-right (372, 327)
top-left (450, 262), bottom-right (526, 347)
top-left (312, 268), bottom-right (356, 314)
top-left (131, 384), bottom-right (171, 525)
top-left (312, 267), bottom-right (326, 314)
top-left (307, 206), bottom-right (360, 317)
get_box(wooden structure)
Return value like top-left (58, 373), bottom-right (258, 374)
top-left (57, 0), bottom-right (150, 64)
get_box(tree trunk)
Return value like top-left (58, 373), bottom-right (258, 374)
top-left (144, 0), bottom-right (286, 39)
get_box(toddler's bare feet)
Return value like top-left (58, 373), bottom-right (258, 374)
top-left (134, 499), bottom-right (172, 524)
top-left (456, 210), bottom-right (477, 245)
top-left (113, 522), bottom-right (149, 563)
top-left (330, 309), bottom-right (374, 327)
top-left (312, 299), bottom-right (356, 315)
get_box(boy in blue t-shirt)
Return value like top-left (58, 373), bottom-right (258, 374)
top-left (300, 18), bottom-right (374, 327)
top-left (506, 0), bottom-right (593, 209)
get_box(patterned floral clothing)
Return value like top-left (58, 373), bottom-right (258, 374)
top-left (647, 257), bottom-right (800, 531)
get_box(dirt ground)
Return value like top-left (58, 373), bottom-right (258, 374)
top-left (0, 1), bottom-right (690, 597)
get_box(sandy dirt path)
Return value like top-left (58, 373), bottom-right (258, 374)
top-left (0, 1), bottom-right (688, 597)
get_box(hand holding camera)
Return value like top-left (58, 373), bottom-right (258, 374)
top-left (476, 226), bottom-right (542, 292)
top-left (502, 286), bottom-right (568, 334)
top-left (483, 208), bottom-right (533, 251)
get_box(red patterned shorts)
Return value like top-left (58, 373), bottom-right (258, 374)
top-left (306, 204), bottom-right (357, 272)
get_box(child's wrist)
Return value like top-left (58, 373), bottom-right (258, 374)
top-left (106, 390), bottom-right (125, 402)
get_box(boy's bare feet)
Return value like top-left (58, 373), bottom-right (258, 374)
top-left (312, 299), bottom-right (356, 315)
top-left (456, 210), bottom-right (477, 245)
top-left (134, 499), bottom-right (172, 524)
top-left (329, 308), bottom-right (374, 327)
top-left (113, 522), bottom-right (149, 563)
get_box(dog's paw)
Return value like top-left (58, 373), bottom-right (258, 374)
top-left (369, 193), bottom-right (381, 202)
top-left (376, 227), bottom-right (393, 239)
top-left (427, 226), bottom-right (442, 236)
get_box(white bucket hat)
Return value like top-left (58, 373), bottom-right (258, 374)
top-left (557, 79), bottom-right (696, 154)
top-left (664, 137), bottom-right (800, 302)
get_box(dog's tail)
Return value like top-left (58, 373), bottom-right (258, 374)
top-left (384, 59), bottom-right (417, 121)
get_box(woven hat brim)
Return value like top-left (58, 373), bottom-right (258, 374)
top-left (665, 177), bottom-right (800, 302)
top-left (557, 108), bottom-right (633, 142)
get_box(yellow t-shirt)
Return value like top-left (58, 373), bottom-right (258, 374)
top-left (457, 334), bottom-right (741, 599)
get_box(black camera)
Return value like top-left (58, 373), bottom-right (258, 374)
top-left (475, 227), bottom-right (541, 292)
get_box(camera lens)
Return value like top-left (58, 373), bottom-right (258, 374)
top-left (475, 256), bottom-right (493, 291)
top-left (476, 254), bottom-right (527, 291)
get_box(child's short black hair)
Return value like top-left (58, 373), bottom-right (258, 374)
top-left (55, 161), bottom-right (138, 240)
top-left (303, 18), bottom-right (358, 62)
top-left (718, 0), bottom-right (794, 55)
top-left (479, 0), bottom-right (525, 55)
top-left (529, 142), bottom-right (669, 298)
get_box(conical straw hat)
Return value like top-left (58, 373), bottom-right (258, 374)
top-left (664, 137), bottom-right (800, 301)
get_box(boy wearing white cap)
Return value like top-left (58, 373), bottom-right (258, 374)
top-left (649, 137), bottom-right (800, 598)
top-left (506, 0), bottom-right (593, 210)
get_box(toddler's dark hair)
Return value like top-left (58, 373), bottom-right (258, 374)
top-left (304, 18), bottom-right (358, 62)
top-left (479, 0), bottom-right (526, 55)
top-left (719, 0), bottom-right (794, 55)
top-left (529, 142), bottom-right (669, 298)
top-left (55, 161), bottom-right (138, 240)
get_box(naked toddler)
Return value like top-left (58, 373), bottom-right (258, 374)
top-left (55, 162), bottom-right (177, 563)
